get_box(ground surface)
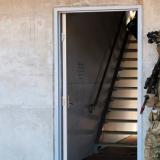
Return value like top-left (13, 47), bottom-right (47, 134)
top-left (85, 147), bottom-right (137, 160)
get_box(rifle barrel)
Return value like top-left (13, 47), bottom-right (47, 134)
top-left (140, 95), bottom-right (149, 114)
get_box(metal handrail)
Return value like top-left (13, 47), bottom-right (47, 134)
top-left (95, 30), bottom-right (129, 143)
top-left (88, 13), bottom-right (126, 113)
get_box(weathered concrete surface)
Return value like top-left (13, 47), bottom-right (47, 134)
top-left (0, 1), bottom-right (54, 160)
top-left (0, 0), bottom-right (153, 160)
top-left (56, 0), bottom-right (140, 6)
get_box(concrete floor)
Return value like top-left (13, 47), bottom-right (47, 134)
top-left (85, 135), bottom-right (137, 160)
top-left (85, 147), bottom-right (137, 160)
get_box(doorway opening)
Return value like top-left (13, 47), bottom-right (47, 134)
top-left (54, 6), bottom-right (142, 160)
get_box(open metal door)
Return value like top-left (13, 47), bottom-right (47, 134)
top-left (61, 13), bottom-right (68, 160)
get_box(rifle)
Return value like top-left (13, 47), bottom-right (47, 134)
top-left (140, 31), bottom-right (160, 114)
top-left (140, 95), bottom-right (149, 114)
top-left (144, 58), bottom-right (160, 95)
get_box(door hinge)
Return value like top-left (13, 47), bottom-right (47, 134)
top-left (62, 96), bottom-right (70, 108)
top-left (61, 33), bottom-right (66, 42)
top-left (62, 96), bottom-right (67, 107)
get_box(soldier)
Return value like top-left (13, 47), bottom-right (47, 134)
top-left (144, 31), bottom-right (160, 160)
top-left (145, 107), bottom-right (160, 160)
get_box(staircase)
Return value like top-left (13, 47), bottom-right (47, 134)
top-left (97, 35), bottom-right (137, 149)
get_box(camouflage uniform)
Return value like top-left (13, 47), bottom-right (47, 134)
top-left (145, 108), bottom-right (160, 160)
top-left (144, 33), bottom-right (160, 160)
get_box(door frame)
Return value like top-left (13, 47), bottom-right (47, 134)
top-left (54, 5), bottom-right (143, 160)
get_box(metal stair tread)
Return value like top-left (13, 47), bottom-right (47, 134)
top-left (119, 67), bottom-right (137, 70)
top-left (128, 40), bottom-right (137, 43)
top-left (114, 86), bottom-right (137, 90)
top-left (105, 119), bottom-right (137, 123)
top-left (124, 49), bottom-right (137, 52)
top-left (102, 130), bottom-right (137, 135)
top-left (108, 108), bottom-right (137, 111)
top-left (122, 58), bottom-right (137, 61)
top-left (97, 143), bottom-right (137, 148)
top-left (111, 97), bottom-right (137, 100)
top-left (116, 77), bottom-right (137, 80)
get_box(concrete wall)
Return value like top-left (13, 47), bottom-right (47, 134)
top-left (0, 0), bottom-right (159, 160)
top-left (0, 1), bottom-right (54, 160)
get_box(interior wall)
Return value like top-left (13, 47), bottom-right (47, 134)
top-left (67, 12), bottom-right (125, 160)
